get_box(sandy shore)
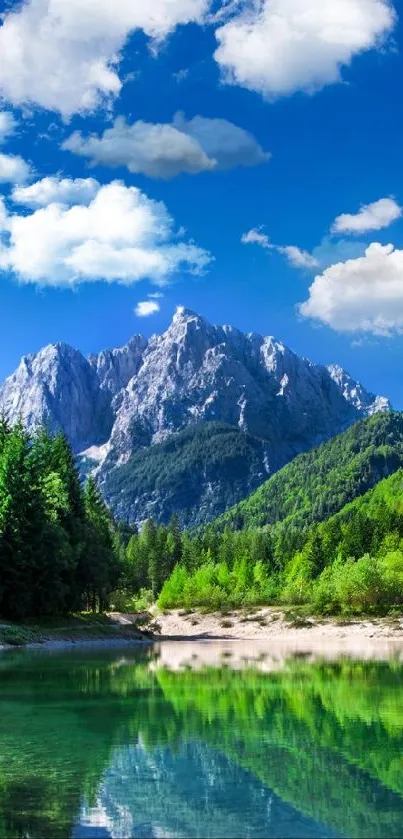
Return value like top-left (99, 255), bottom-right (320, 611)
top-left (137, 606), bottom-right (403, 662)
top-left (2, 608), bottom-right (403, 659)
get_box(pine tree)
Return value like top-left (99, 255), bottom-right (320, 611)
top-left (83, 477), bottom-right (120, 612)
top-left (0, 424), bottom-right (49, 618)
top-left (142, 519), bottom-right (160, 597)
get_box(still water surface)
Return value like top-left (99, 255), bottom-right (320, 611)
top-left (1, 641), bottom-right (403, 838)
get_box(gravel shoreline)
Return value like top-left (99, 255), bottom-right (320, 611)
top-left (2, 608), bottom-right (403, 658)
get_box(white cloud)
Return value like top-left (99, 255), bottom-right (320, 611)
top-left (63, 118), bottom-right (214, 179)
top-left (299, 242), bottom-right (403, 335)
top-left (242, 227), bottom-right (318, 268)
top-left (63, 113), bottom-right (269, 178)
top-left (0, 152), bottom-right (31, 184)
top-left (241, 228), bottom-right (272, 248)
top-left (277, 245), bottom-right (319, 268)
top-left (0, 112), bottom-right (17, 145)
top-left (214, 0), bottom-right (395, 98)
top-left (332, 197), bottom-right (402, 234)
top-left (0, 180), bottom-right (212, 287)
top-left (0, 0), bottom-right (211, 117)
top-left (148, 291), bottom-right (164, 299)
top-left (135, 300), bottom-right (161, 316)
top-left (172, 112), bottom-right (270, 169)
top-left (0, 197), bottom-right (8, 231)
top-left (12, 177), bottom-right (101, 208)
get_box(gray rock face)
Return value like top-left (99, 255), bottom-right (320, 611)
top-left (0, 342), bottom-right (113, 451)
top-left (326, 364), bottom-right (390, 416)
top-left (89, 335), bottom-right (148, 401)
top-left (103, 308), bottom-right (389, 470)
top-left (0, 308), bottom-right (391, 524)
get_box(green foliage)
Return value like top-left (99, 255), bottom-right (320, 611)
top-left (4, 410), bottom-right (397, 619)
top-left (0, 420), bottom-right (123, 619)
top-left (215, 412), bottom-right (403, 556)
top-left (152, 465), bottom-right (403, 615)
top-left (102, 422), bottom-right (269, 527)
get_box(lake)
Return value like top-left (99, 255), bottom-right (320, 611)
top-left (1, 641), bottom-right (403, 838)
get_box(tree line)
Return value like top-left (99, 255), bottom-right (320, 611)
top-left (3, 416), bottom-right (403, 621)
top-left (155, 469), bottom-right (403, 613)
top-left (0, 418), bottom-right (122, 620)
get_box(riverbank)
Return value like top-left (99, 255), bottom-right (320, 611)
top-left (0, 613), bottom-right (148, 650)
top-left (145, 605), bottom-right (403, 646)
top-left (2, 607), bottom-right (403, 654)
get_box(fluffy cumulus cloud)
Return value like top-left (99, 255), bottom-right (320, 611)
top-left (172, 112), bottom-right (270, 170)
top-left (0, 112), bottom-right (17, 145)
top-left (12, 177), bottom-right (101, 208)
top-left (0, 153), bottom-right (31, 184)
top-left (135, 300), bottom-right (161, 316)
top-left (299, 243), bottom-right (403, 335)
top-left (0, 0), bottom-right (211, 117)
top-left (0, 197), bottom-right (8, 231)
top-left (0, 0), bottom-right (395, 115)
top-left (214, 0), bottom-right (395, 98)
top-left (332, 197), bottom-right (402, 234)
top-left (63, 113), bottom-right (269, 179)
top-left (0, 111), bottom-right (31, 184)
top-left (0, 180), bottom-right (212, 287)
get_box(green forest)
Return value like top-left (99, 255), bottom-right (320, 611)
top-left (3, 411), bottom-right (403, 620)
top-left (114, 412), bottom-right (403, 614)
top-left (0, 418), bottom-right (123, 620)
top-left (102, 421), bottom-right (270, 527)
top-left (132, 468), bottom-right (403, 613)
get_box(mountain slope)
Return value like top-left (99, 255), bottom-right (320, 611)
top-left (214, 412), bottom-right (403, 536)
top-left (295, 466), bottom-right (403, 563)
top-left (100, 422), bottom-right (272, 527)
top-left (0, 308), bottom-right (391, 525)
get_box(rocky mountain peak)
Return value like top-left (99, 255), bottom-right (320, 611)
top-left (0, 340), bottom-right (113, 450)
top-left (89, 334), bottom-right (148, 399)
top-left (326, 364), bottom-right (389, 415)
top-left (0, 310), bottom-right (392, 526)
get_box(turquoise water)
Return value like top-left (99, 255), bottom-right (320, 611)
top-left (1, 643), bottom-right (403, 838)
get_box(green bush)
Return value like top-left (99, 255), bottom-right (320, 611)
top-left (335, 556), bottom-right (385, 613)
top-left (281, 554), bottom-right (314, 605)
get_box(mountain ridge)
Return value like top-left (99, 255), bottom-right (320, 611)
top-left (0, 308), bottom-right (391, 525)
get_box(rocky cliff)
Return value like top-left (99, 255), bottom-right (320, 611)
top-left (0, 307), bottom-right (390, 525)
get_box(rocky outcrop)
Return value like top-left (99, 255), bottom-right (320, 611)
top-left (0, 342), bottom-right (112, 451)
top-left (0, 307), bottom-right (391, 524)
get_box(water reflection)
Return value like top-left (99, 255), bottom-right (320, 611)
top-left (0, 643), bottom-right (403, 838)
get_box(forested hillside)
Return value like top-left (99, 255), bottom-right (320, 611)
top-left (4, 411), bottom-right (403, 621)
top-left (101, 423), bottom-right (271, 527)
top-left (0, 418), bottom-right (122, 620)
top-left (156, 468), bottom-right (403, 613)
top-left (96, 411), bottom-right (403, 615)
top-left (215, 411), bottom-right (403, 535)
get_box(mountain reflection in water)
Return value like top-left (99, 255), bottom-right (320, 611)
top-left (0, 641), bottom-right (403, 839)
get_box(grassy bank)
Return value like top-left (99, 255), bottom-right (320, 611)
top-left (0, 613), bottom-right (148, 648)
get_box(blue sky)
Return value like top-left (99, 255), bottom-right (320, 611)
top-left (0, 0), bottom-right (403, 405)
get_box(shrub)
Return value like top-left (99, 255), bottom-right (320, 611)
top-left (281, 554), bottom-right (314, 605)
top-left (334, 555), bottom-right (387, 613)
